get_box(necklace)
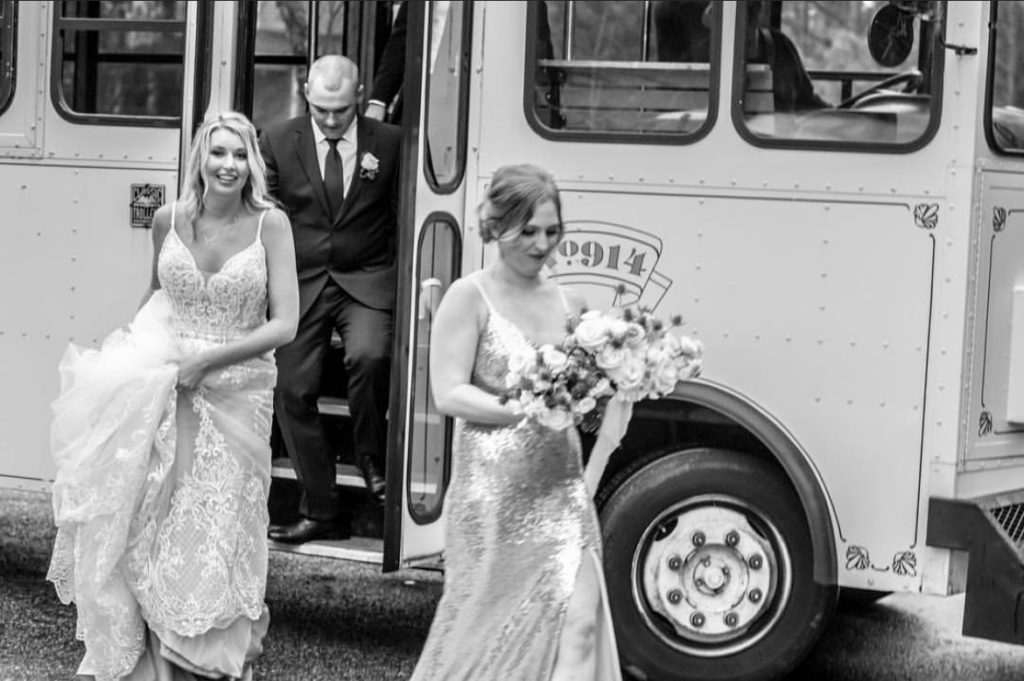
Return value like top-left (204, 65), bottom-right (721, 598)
top-left (193, 212), bottom-right (241, 245)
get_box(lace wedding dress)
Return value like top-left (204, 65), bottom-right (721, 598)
top-left (410, 274), bottom-right (622, 680)
top-left (48, 209), bottom-right (276, 681)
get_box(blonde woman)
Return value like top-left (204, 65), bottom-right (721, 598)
top-left (48, 111), bottom-right (297, 680)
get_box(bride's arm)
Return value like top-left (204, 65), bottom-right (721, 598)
top-left (138, 204), bottom-right (174, 309)
top-left (177, 209), bottom-right (298, 388)
top-left (430, 277), bottom-right (524, 426)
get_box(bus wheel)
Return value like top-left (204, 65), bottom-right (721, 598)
top-left (599, 448), bottom-right (836, 681)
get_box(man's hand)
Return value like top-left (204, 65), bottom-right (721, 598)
top-left (364, 101), bottom-right (387, 121)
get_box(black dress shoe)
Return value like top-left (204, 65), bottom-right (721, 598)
top-left (358, 456), bottom-right (387, 506)
top-left (268, 517), bottom-right (350, 543)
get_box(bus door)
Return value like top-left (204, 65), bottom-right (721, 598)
top-left (385, 0), bottom-right (474, 570)
top-left (0, 0), bottom-right (213, 489)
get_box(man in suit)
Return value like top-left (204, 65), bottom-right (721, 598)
top-left (260, 55), bottom-right (401, 543)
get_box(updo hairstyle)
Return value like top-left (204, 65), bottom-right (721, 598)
top-left (478, 164), bottom-right (564, 244)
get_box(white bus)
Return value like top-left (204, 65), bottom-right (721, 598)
top-left (4, 1), bottom-right (1024, 679)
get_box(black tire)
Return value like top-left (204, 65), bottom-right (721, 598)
top-left (599, 448), bottom-right (837, 681)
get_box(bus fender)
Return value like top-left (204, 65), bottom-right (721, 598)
top-left (663, 378), bottom-right (839, 585)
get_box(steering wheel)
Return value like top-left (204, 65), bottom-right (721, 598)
top-left (837, 69), bottom-right (923, 109)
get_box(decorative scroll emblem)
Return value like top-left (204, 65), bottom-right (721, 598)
top-left (130, 184), bottom-right (165, 229)
top-left (993, 206), bottom-right (1007, 232)
top-left (845, 545), bottom-right (870, 571)
top-left (550, 221), bottom-right (673, 310)
top-left (892, 551), bottom-right (917, 576)
top-left (980, 410), bottom-right (993, 437)
top-left (913, 203), bottom-right (939, 230)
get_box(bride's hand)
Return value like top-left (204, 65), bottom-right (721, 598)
top-left (177, 353), bottom-right (212, 390)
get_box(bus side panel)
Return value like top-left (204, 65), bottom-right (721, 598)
top-left (961, 171), bottom-right (1024, 471)
top-left (550, 191), bottom-right (933, 592)
top-left (0, 163), bottom-right (174, 486)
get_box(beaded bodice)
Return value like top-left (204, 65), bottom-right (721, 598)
top-left (157, 211), bottom-right (268, 343)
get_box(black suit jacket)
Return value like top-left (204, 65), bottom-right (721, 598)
top-left (369, 0), bottom-right (407, 123)
top-left (259, 115), bottom-right (401, 315)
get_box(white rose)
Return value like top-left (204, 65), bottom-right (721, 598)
top-left (595, 345), bottom-right (627, 370)
top-left (609, 358), bottom-right (645, 391)
top-left (678, 336), bottom-right (703, 359)
top-left (361, 152), bottom-right (380, 171)
top-left (507, 348), bottom-right (533, 375)
top-left (653, 362), bottom-right (680, 395)
top-left (540, 344), bottom-right (569, 374)
top-left (573, 318), bottom-right (609, 349)
top-left (573, 396), bottom-right (597, 415)
top-left (588, 377), bottom-right (613, 398)
top-left (608, 318), bottom-right (630, 341)
top-left (538, 407), bottom-right (574, 431)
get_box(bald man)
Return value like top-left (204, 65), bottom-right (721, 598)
top-left (259, 55), bottom-right (401, 543)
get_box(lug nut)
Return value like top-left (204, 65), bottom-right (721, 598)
top-left (725, 612), bottom-right (739, 627)
top-left (725, 531), bottom-right (740, 547)
top-left (749, 588), bottom-right (763, 603)
top-left (692, 531), bottom-right (706, 547)
top-left (668, 555), bottom-right (682, 570)
top-left (749, 554), bottom-right (763, 570)
top-left (667, 589), bottom-right (683, 604)
top-left (690, 612), bottom-right (705, 628)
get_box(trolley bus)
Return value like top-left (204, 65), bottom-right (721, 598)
top-left (4, 1), bottom-right (1024, 679)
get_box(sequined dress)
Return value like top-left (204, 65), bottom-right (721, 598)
top-left (410, 275), bottom-right (622, 680)
top-left (48, 207), bottom-right (276, 681)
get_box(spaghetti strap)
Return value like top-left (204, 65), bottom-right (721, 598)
top-left (469, 271), bottom-right (497, 314)
top-left (555, 284), bottom-right (571, 316)
top-left (256, 210), bottom-right (268, 240)
top-left (171, 202), bottom-right (176, 232)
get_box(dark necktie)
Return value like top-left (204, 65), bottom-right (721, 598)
top-left (324, 137), bottom-right (345, 217)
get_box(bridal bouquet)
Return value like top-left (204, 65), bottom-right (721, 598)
top-left (502, 306), bottom-right (703, 433)
top-left (502, 304), bottom-right (702, 494)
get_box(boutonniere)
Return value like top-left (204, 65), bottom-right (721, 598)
top-left (359, 152), bottom-right (380, 181)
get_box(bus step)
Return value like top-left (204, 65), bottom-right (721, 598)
top-left (318, 397), bottom-right (350, 417)
top-left (271, 458), bottom-right (365, 488)
top-left (269, 535), bottom-right (383, 564)
top-left (927, 490), bottom-right (1024, 645)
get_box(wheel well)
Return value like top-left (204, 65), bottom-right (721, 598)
top-left (590, 381), bottom-right (838, 585)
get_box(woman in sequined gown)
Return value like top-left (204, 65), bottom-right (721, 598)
top-left (47, 112), bottom-right (298, 681)
top-left (411, 164), bottom-right (622, 681)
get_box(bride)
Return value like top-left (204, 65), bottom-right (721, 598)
top-left (411, 164), bottom-right (622, 680)
top-left (47, 111), bottom-right (298, 680)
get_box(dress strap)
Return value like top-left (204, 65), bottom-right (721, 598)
top-left (171, 202), bottom-right (176, 232)
top-left (256, 210), bottom-right (268, 240)
top-left (555, 284), bottom-right (571, 316)
top-left (469, 271), bottom-right (497, 314)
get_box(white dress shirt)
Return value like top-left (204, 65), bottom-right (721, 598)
top-left (311, 116), bottom-right (358, 197)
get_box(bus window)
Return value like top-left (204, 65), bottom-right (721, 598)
top-left (52, 0), bottom-right (186, 124)
top-left (424, 1), bottom-right (471, 191)
top-left (735, 0), bottom-right (943, 150)
top-left (526, 0), bottom-right (720, 142)
top-left (0, 1), bottom-right (14, 116)
top-left (987, 1), bottom-right (1024, 153)
top-left (250, 1), bottom-right (383, 132)
top-left (252, 1), bottom-right (309, 131)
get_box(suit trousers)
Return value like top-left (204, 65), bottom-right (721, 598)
top-left (274, 279), bottom-right (393, 521)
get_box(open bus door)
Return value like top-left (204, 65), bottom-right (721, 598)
top-left (384, 0), bottom-right (474, 571)
top-left (227, 1), bottom-right (467, 569)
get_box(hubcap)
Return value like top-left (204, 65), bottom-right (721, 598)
top-left (633, 496), bottom-right (791, 657)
